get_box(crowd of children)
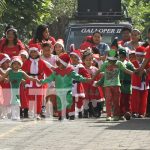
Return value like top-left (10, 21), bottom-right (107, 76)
top-left (0, 24), bottom-right (150, 122)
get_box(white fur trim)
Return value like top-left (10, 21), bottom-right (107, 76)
top-left (70, 52), bottom-right (82, 62)
top-left (135, 52), bottom-right (146, 55)
top-left (0, 57), bottom-right (10, 65)
top-left (57, 57), bottom-right (68, 66)
top-left (107, 57), bottom-right (117, 60)
top-left (11, 58), bottom-right (23, 66)
top-left (29, 47), bottom-right (41, 55)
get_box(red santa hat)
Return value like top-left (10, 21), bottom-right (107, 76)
top-left (28, 44), bottom-right (41, 55)
top-left (54, 39), bottom-right (64, 49)
top-left (70, 49), bottom-right (82, 62)
top-left (0, 53), bottom-right (10, 65)
top-left (19, 50), bottom-right (29, 58)
top-left (57, 53), bottom-right (70, 66)
top-left (11, 56), bottom-right (23, 66)
top-left (135, 46), bottom-right (146, 55)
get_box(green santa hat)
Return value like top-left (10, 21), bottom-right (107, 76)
top-left (107, 49), bottom-right (118, 61)
top-left (118, 47), bottom-right (127, 57)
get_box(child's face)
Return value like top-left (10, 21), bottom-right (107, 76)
top-left (30, 51), bottom-right (39, 59)
top-left (12, 61), bottom-right (21, 71)
top-left (42, 46), bottom-right (52, 58)
top-left (70, 54), bottom-right (79, 65)
top-left (136, 54), bottom-right (144, 63)
top-left (20, 54), bottom-right (27, 63)
top-left (108, 60), bottom-right (117, 65)
top-left (83, 55), bottom-right (93, 67)
top-left (1, 60), bottom-right (10, 69)
top-left (54, 44), bottom-right (63, 56)
top-left (119, 54), bottom-right (126, 62)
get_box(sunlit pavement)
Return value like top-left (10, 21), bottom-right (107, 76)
top-left (0, 114), bottom-right (150, 150)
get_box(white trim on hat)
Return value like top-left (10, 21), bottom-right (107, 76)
top-left (29, 47), bottom-right (41, 55)
top-left (107, 57), bottom-right (118, 61)
top-left (135, 52), bottom-right (146, 55)
top-left (11, 58), bottom-right (23, 66)
top-left (70, 52), bottom-right (82, 62)
top-left (0, 57), bottom-right (10, 65)
top-left (57, 57), bottom-right (68, 67)
top-left (19, 50), bottom-right (29, 58)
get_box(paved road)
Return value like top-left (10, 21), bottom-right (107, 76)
top-left (0, 116), bottom-right (150, 150)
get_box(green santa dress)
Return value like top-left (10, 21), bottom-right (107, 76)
top-left (8, 69), bottom-right (24, 105)
top-left (41, 67), bottom-right (87, 111)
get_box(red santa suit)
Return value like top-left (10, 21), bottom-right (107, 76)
top-left (0, 54), bottom-right (11, 118)
top-left (0, 38), bottom-right (25, 58)
top-left (131, 47), bottom-right (150, 116)
top-left (69, 50), bottom-right (90, 117)
top-left (0, 54), bottom-right (11, 106)
top-left (22, 44), bottom-right (52, 115)
top-left (83, 65), bottom-right (104, 111)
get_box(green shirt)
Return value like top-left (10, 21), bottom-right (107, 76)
top-left (8, 69), bottom-right (24, 105)
top-left (100, 60), bottom-right (126, 87)
top-left (120, 60), bottom-right (135, 94)
top-left (41, 70), bottom-right (86, 111)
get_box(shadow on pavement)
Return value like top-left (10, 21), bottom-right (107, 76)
top-left (106, 118), bottom-right (150, 130)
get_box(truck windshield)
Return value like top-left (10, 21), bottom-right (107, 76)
top-left (65, 25), bottom-right (129, 51)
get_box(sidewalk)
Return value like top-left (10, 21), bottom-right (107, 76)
top-left (0, 116), bottom-right (150, 150)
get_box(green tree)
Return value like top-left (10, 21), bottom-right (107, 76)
top-left (122, 0), bottom-right (150, 36)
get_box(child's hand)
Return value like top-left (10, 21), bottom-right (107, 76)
top-left (36, 79), bottom-right (41, 84)
top-left (4, 78), bottom-right (9, 83)
top-left (86, 78), bottom-right (92, 83)
top-left (93, 81), bottom-right (98, 87)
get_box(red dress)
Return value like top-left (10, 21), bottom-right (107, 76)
top-left (28, 37), bottom-right (56, 46)
top-left (131, 60), bottom-right (150, 115)
top-left (0, 38), bottom-right (25, 58)
top-left (0, 68), bottom-right (11, 106)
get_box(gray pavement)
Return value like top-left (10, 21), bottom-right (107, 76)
top-left (0, 116), bottom-right (150, 150)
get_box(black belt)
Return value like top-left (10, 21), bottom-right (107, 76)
top-left (73, 80), bottom-right (80, 84)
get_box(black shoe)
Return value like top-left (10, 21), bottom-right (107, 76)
top-left (83, 109), bottom-right (88, 118)
top-left (41, 106), bottom-right (46, 118)
top-left (124, 112), bottom-right (131, 120)
top-left (69, 115), bottom-right (75, 120)
top-left (58, 116), bottom-right (62, 121)
top-left (66, 113), bottom-right (69, 119)
top-left (93, 107), bottom-right (101, 118)
top-left (20, 108), bottom-right (24, 118)
top-left (24, 108), bottom-right (29, 118)
top-left (88, 102), bottom-right (93, 117)
top-left (78, 112), bottom-right (82, 118)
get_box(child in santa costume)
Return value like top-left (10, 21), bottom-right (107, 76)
top-left (118, 47), bottom-right (135, 120)
top-left (19, 50), bottom-right (29, 118)
top-left (94, 49), bottom-right (133, 121)
top-left (22, 44), bottom-right (53, 120)
top-left (0, 53), bottom-right (11, 119)
top-left (53, 39), bottom-right (65, 56)
top-left (40, 53), bottom-right (91, 120)
top-left (82, 49), bottom-right (104, 118)
top-left (131, 46), bottom-right (150, 118)
top-left (69, 50), bottom-right (90, 119)
top-left (0, 56), bottom-right (38, 120)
